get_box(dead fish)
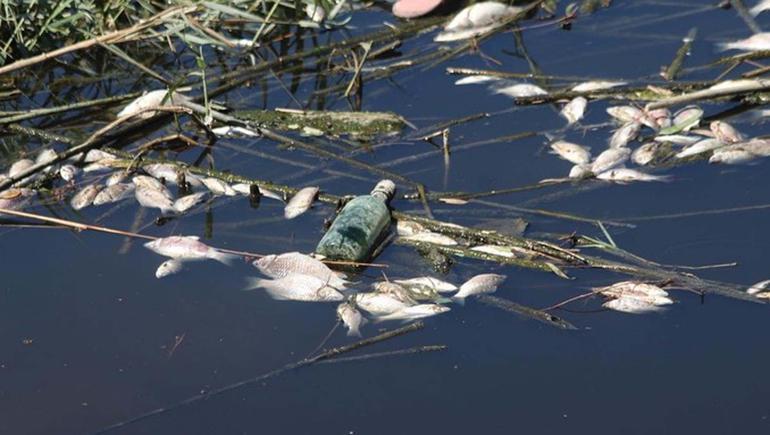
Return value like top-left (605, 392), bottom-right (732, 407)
top-left (211, 126), bottom-right (261, 137)
top-left (452, 273), bottom-right (506, 303)
top-left (560, 97), bottom-right (587, 125)
top-left (672, 105), bottom-right (703, 131)
top-left (105, 171), bottom-right (128, 186)
top-left (717, 32), bottom-right (770, 52)
top-left (434, 2), bottom-right (522, 42)
top-left (709, 148), bottom-right (758, 165)
top-left (373, 281), bottom-right (418, 305)
top-left (470, 244), bottom-right (515, 258)
top-left (393, 277), bottom-right (458, 293)
top-left (144, 163), bottom-right (180, 184)
top-left (253, 252), bottom-right (347, 289)
top-left (82, 149), bottom-right (116, 163)
top-left (245, 274), bottom-right (344, 302)
top-left (82, 160), bottom-right (116, 173)
top-left (750, 0), bottom-right (770, 16)
top-left (353, 292), bottom-right (411, 316)
top-left (590, 147), bottom-right (631, 174)
top-left (284, 186), bottom-right (319, 219)
top-left (92, 183), bottom-right (134, 206)
top-left (144, 235), bottom-right (237, 264)
top-left (134, 185), bottom-right (176, 215)
top-left (549, 141), bottom-right (591, 165)
top-left (568, 164), bottom-right (592, 179)
top-left (35, 149), bottom-right (58, 171)
top-left (0, 188), bottom-right (35, 211)
top-left (603, 297), bottom-right (665, 314)
top-left (232, 183), bottom-right (284, 201)
top-left (155, 259), bottom-right (184, 279)
top-left (747, 279), bottom-right (770, 295)
top-left (596, 168), bottom-right (671, 183)
top-left (200, 177), bottom-right (237, 196)
top-left (132, 174), bottom-right (167, 192)
top-left (494, 83), bottom-right (548, 98)
top-left (400, 231), bottom-right (458, 246)
top-left (58, 164), bottom-right (79, 182)
top-left (305, 2), bottom-right (325, 22)
top-left (595, 281), bottom-right (672, 305)
top-left (631, 142), bottom-right (661, 166)
top-left (675, 138), bottom-right (725, 159)
top-left (70, 184), bottom-right (102, 210)
top-left (606, 106), bottom-right (643, 124)
top-left (173, 192), bottom-right (209, 213)
top-left (654, 134), bottom-right (702, 146)
top-left (454, 75), bottom-right (500, 85)
top-left (609, 122), bottom-right (641, 149)
top-left (710, 120), bottom-right (743, 144)
top-left (337, 302), bottom-right (366, 336)
top-left (571, 81), bottom-right (627, 92)
top-left (374, 304), bottom-right (450, 322)
top-left (8, 158), bottom-right (34, 178)
top-left (117, 89), bottom-right (190, 119)
top-left (396, 220), bottom-right (426, 236)
top-left (735, 138), bottom-right (770, 157)
top-left (644, 108), bottom-right (672, 130)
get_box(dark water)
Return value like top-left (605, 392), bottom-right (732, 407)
top-left (2, 2), bottom-right (770, 434)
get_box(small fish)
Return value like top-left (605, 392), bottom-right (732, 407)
top-left (608, 122), bottom-right (641, 149)
top-left (400, 231), bottom-right (458, 246)
top-left (353, 292), bottom-right (411, 316)
top-left (70, 184), bottom-right (102, 210)
top-left (631, 142), bottom-right (661, 166)
top-left (35, 149), bottom-right (58, 170)
top-left (560, 97), bottom-right (587, 125)
top-left (132, 175), bottom-right (168, 192)
top-left (58, 164), bottom-right (79, 182)
top-left (8, 158), bottom-right (34, 178)
top-left (211, 126), bottom-right (261, 137)
top-left (549, 141), bottom-right (591, 165)
top-left (709, 148), bottom-right (757, 165)
top-left (710, 120), bottom-right (743, 144)
top-left (373, 281), bottom-right (418, 305)
top-left (92, 183), bottom-right (134, 206)
top-left (374, 304), bottom-right (450, 322)
top-left (590, 147), bottom-right (631, 174)
top-left (606, 106), bottom-right (643, 124)
top-left (454, 75), bottom-right (500, 85)
top-left (434, 2), bottom-right (522, 42)
top-left (654, 134), bottom-right (702, 146)
top-left (337, 302), bottom-right (366, 336)
top-left (81, 149), bottom-right (116, 163)
top-left (675, 138), bottom-right (725, 159)
top-left (452, 273), bottom-right (506, 303)
top-left (470, 244), bottom-right (515, 258)
top-left (393, 277), bottom-right (458, 293)
top-left (0, 188), bottom-right (35, 211)
top-left (736, 138), bottom-right (770, 157)
top-left (595, 281), bottom-right (672, 305)
top-left (117, 89), bottom-right (190, 119)
top-left (494, 83), bottom-right (547, 98)
top-left (246, 274), bottom-right (344, 302)
top-left (747, 279), bottom-right (770, 295)
top-left (671, 105), bottom-right (703, 131)
top-left (284, 186), bottom-right (319, 219)
top-left (135, 185), bottom-right (176, 215)
top-left (173, 192), bottom-right (209, 213)
top-left (396, 220), bottom-right (427, 236)
top-left (253, 252), bottom-right (348, 289)
top-left (596, 168), bottom-right (671, 183)
top-left (144, 163), bottom-right (180, 184)
top-left (717, 32), bottom-right (770, 52)
top-left (571, 81), bottom-right (627, 92)
top-left (144, 235), bottom-right (237, 265)
top-left (644, 108), bottom-right (672, 130)
top-left (201, 177), bottom-right (237, 196)
top-left (105, 171), bottom-right (128, 186)
top-left (82, 161), bottom-right (116, 173)
top-left (568, 164), bottom-right (592, 179)
top-left (603, 297), bottom-right (665, 314)
top-left (750, 0), bottom-right (770, 16)
top-left (155, 259), bottom-right (184, 279)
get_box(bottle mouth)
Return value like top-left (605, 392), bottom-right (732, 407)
top-left (371, 179), bottom-right (396, 200)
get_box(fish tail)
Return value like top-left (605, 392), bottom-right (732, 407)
top-left (715, 42), bottom-right (734, 52)
top-left (450, 296), bottom-right (466, 306)
top-left (211, 250), bottom-right (239, 266)
top-left (346, 326), bottom-right (362, 337)
top-left (243, 277), bottom-right (266, 291)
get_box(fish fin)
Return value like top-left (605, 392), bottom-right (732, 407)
top-left (715, 42), bottom-right (733, 52)
top-left (243, 277), bottom-right (266, 291)
top-left (346, 326), bottom-right (362, 337)
top-left (451, 296), bottom-right (466, 306)
top-left (211, 251), bottom-right (239, 266)
top-left (263, 288), bottom-right (290, 300)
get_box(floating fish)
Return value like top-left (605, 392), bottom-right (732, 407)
top-left (606, 106), bottom-right (643, 124)
top-left (173, 192), bottom-right (209, 213)
top-left (231, 183), bottom-right (284, 201)
top-left (82, 149), bottom-right (116, 163)
top-left (337, 302), bottom-right (366, 336)
top-left (603, 297), bottom-right (665, 314)
top-left (105, 171), bottom-right (128, 186)
top-left (709, 148), bottom-right (757, 164)
top-left (396, 220), bottom-right (427, 236)
top-left (717, 32), bottom-right (770, 52)
top-left (571, 81), bottom-right (627, 92)
top-left (58, 164), bottom-right (79, 182)
top-left (305, 2), bottom-right (326, 22)
top-left (750, 0), bottom-right (770, 16)
top-left (434, 2), bottom-right (522, 42)
top-left (452, 273), bottom-right (506, 303)
top-left (8, 158), bottom-right (34, 178)
top-left (211, 126), bottom-right (261, 137)
top-left (568, 164), bottom-right (592, 179)
top-left (550, 141), bottom-right (591, 165)
top-left (675, 138), bottom-right (725, 159)
top-left (373, 281), bottom-right (419, 305)
top-left (631, 142), bottom-right (661, 166)
top-left (0, 188), bottom-right (35, 211)
top-left (134, 185), bottom-right (176, 215)
top-left (747, 279), bottom-right (770, 295)
top-left (644, 108), bottom-right (672, 130)
top-left (400, 231), bottom-right (458, 246)
top-left (654, 134), bottom-right (702, 146)
top-left (70, 184), bottom-right (102, 210)
top-left (35, 149), bottom-right (58, 170)
top-left (710, 120), bottom-right (743, 144)
top-left (560, 97), bottom-right (587, 125)
top-left (93, 183), bottom-right (134, 206)
top-left (454, 75), bottom-right (500, 85)
top-left (246, 274), bottom-right (344, 302)
top-left (374, 304), bottom-right (450, 322)
top-left (155, 259), bottom-right (184, 279)
top-left (595, 281), bottom-right (673, 306)
top-left (590, 147), bottom-right (631, 174)
top-left (608, 122), bottom-right (641, 149)
top-left (494, 83), bottom-right (547, 98)
top-left (144, 163), bottom-right (180, 184)
top-left (596, 168), bottom-right (671, 183)
top-left (671, 105), bottom-right (703, 132)
top-left (470, 244), bottom-right (516, 258)
top-left (736, 138), bottom-right (770, 156)
top-left (201, 177), bottom-right (237, 196)
top-left (284, 186), bottom-right (319, 219)
top-left (144, 235), bottom-right (237, 264)
top-left (253, 252), bottom-right (348, 289)
top-left (117, 89), bottom-right (190, 119)
top-left (132, 174), bottom-right (167, 191)
top-left (353, 292), bottom-right (411, 316)
top-left (393, 276), bottom-right (458, 293)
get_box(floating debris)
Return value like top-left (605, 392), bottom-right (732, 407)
top-left (156, 259), bottom-right (184, 279)
top-left (434, 2), bottom-right (522, 42)
top-left (560, 97), bottom-right (587, 125)
top-left (452, 273), bottom-right (506, 303)
top-left (337, 302), bottom-right (366, 336)
top-left (284, 186), bottom-right (319, 219)
top-left (144, 236), bottom-right (237, 265)
top-left (246, 274), bottom-right (344, 302)
top-left (550, 141), bottom-right (591, 165)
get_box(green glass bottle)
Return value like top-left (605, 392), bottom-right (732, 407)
top-left (315, 179), bottom-right (396, 262)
